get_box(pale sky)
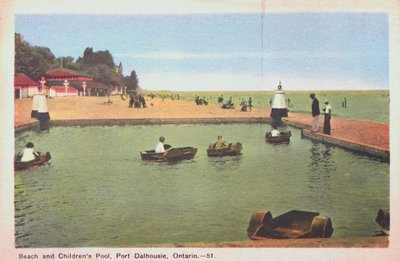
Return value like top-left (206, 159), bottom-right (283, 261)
top-left (13, 2), bottom-right (389, 91)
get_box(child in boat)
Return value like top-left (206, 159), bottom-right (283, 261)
top-left (20, 142), bottom-right (39, 162)
top-left (214, 135), bottom-right (228, 149)
top-left (270, 126), bottom-right (281, 137)
top-left (155, 136), bottom-right (167, 153)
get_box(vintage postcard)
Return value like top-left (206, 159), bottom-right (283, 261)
top-left (1, 0), bottom-right (400, 260)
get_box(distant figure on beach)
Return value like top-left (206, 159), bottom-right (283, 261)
top-left (129, 93), bottom-right (134, 108)
top-left (214, 135), bottom-right (228, 150)
top-left (155, 136), bottom-right (166, 153)
top-left (343, 97), bottom-right (347, 108)
top-left (270, 126), bottom-right (280, 137)
top-left (240, 99), bottom-right (247, 111)
top-left (227, 97), bottom-right (233, 105)
top-left (323, 100), bottom-right (332, 135)
top-left (218, 95), bottom-right (224, 103)
top-left (287, 98), bottom-right (292, 108)
top-left (20, 142), bottom-right (39, 162)
top-left (310, 93), bottom-right (320, 132)
top-left (140, 95), bottom-right (147, 108)
top-left (248, 97), bottom-right (253, 111)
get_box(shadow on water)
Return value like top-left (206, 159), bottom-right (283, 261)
top-left (207, 155), bottom-right (242, 169)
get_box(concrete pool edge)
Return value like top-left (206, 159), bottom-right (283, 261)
top-left (301, 129), bottom-right (390, 161)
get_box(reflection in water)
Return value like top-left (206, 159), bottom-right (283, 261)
top-left (207, 155), bottom-right (242, 169)
top-left (307, 142), bottom-right (337, 209)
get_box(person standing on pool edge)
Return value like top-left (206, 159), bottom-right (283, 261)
top-left (323, 99), bottom-right (332, 135)
top-left (310, 93), bottom-right (320, 132)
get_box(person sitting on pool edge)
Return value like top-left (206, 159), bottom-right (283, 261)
top-left (214, 135), bottom-right (228, 150)
top-left (20, 142), bottom-right (39, 162)
top-left (155, 136), bottom-right (169, 153)
top-left (270, 125), bottom-right (281, 137)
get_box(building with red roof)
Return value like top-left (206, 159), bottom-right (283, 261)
top-left (44, 68), bottom-right (114, 97)
top-left (14, 73), bottom-right (38, 99)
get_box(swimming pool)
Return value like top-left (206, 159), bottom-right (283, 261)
top-left (14, 124), bottom-right (389, 247)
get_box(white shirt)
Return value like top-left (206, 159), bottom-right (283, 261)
top-left (271, 129), bottom-right (280, 137)
top-left (324, 104), bottom-right (332, 114)
top-left (21, 148), bottom-right (38, 162)
top-left (155, 141), bottom-right (165, 153)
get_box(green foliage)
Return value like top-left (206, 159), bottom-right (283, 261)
top-left (85, 64), bottom-right (120, 86)
top-left (15, 33), bottom-right (56, 79)
top-left (123, 70), bottom-right (139, 90)
top-left (81, 47), bottom-right (115, 68)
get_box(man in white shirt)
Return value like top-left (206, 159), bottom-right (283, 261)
top-left (155, 136), bottom-right (166, 153)
top-left (21, 142), bottom-right (39, 162)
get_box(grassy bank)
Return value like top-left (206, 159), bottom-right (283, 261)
top-left (145, 90), bottom-right (389, 124)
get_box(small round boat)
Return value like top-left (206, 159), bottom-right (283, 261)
top-left (207, 142), bottom-right (242, 157)
top-left (140, 145), bottom-right (197, 162)
top-left (375, 209), bottom-right (390, 235)
top-left (14, 152), bottom-right (52, 171)
top-left (247, 209), bottom-right (333, 239)
top-left (265, 130), bottom-right (291, 144)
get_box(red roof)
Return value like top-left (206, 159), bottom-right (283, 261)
top-left (14, 73), bottom-right (38, 86)
top-left (45, 68), bottom-right (90, 78)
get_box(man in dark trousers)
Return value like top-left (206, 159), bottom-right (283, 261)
top-left (309, 93), bottom-right (320, 132)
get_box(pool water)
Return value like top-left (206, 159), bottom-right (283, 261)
top-left (14, 124), bottom-right (389, 247)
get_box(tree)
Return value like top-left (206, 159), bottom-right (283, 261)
top-left (85, 64), bottom-right (120, 86)
top-left (54, 56), bottom-right (82, 71)
top-left (81, 47), bottom-right (115, 69)
top-left (15, 33), bottom-right (56, 79)
top-left (123, 70), bottom-right (139, 91)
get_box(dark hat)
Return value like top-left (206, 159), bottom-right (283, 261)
top-left (159, 136), bottom-right (165, 142)
top-left (26, 142), bottom-right (34, 148)
top-left (309, 93), bottom-right (316, 98)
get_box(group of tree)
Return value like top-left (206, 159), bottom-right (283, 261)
top-left (14, 33), bottom-right (139, 91)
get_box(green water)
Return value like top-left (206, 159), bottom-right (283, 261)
top-left (15, 124), bottom-right (389, 247)
top-left (151, 90), bottom-right (389, 123)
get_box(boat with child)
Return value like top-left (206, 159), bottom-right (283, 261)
top-left (207, 142), bottom-right (242, 157)
top-left (247, 210), bottom-right (333, 239)
top-left (15, 152), bottom-right (52, 171)
top-left (140, 144), bottom-right (197, 162)
top-left (265, 130), bottom-right (292, 144)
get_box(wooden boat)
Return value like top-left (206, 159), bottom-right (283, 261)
top-left (375, 209), bottom-right (389, 235)
top-left (207, 142), bottom-right (242, 157)
top-left (15, 151), bottom-right (52, 171)
top-left (140, 145), bottom-right (197, 162)
top-left (265, 130), bottom-right (292, 143)
top-left (221, 104), bottom-right (235, 109)
top-left (247, 210), bottom-right (333, 239)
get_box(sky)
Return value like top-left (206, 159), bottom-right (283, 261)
top-left (15, 12), bottom-right (388, 91)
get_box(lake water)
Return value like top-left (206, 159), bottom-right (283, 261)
top-left (14, 124), bottom-right (389, 247)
